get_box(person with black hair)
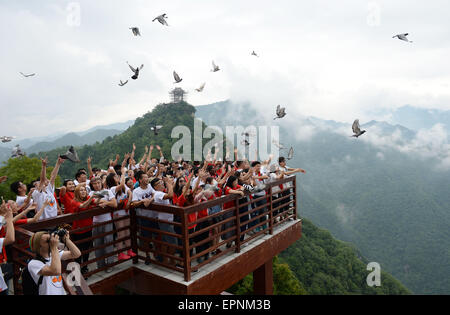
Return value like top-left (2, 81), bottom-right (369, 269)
top-left (278, 156), bottom-right (306, 220)
top-left (59, 179), bottom-right (75, 214)
top-left (249, 161), bottom-right (269, 233)
top-left (10, 181), bottom-right (36, 218)
top-left (74, 169), bottom-right (90, 194)
top-left (221, 175), bottom-right (245, 248)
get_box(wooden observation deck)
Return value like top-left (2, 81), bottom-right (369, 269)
top-left (11, 177), bottom-right (301, 295)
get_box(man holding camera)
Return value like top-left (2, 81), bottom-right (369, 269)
top-left (28, 228), bottom-right (81, 295)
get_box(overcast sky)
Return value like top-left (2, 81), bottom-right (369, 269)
top-left (1, 0), bottom-right (450, 139)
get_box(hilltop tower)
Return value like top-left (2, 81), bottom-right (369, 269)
top-left (170, 87), bottom-right (187, 103)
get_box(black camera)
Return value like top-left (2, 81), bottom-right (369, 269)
top-left (50, 227), bottom-right (68, 239)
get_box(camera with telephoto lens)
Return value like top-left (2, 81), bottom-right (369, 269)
top-left (50, 224), bottom-right (71, 240)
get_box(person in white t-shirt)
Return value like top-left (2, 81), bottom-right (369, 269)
top-left (10, 181), bottom-right (35, 217)
top-left (106, 169), bottom-right (136, 261)
top-left (278, 156), bottom-right (306, 220)
top-left (27, 230), bottom-right (81, 295)
top-left (266, 164), bottom-right (285, 222)
top-left (36, 157), bottom-right (65, 220)
top-left (130, 172), bottom-right (155, 264)
top-left (150, 177), bottom-right (175, 266)
top-left (89, 177), bottom-right (117, 272)
top-left (0, 201), bottom-right (14, 295)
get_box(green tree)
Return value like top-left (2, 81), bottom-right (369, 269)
top-left (0, 156), bottom-right (59, 200)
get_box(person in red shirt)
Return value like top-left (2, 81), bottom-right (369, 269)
top-left (59, 180), bottom-right (76, 214)
top-left (70, 185), bottom-right (97, 276)
top-left (221, 175), bottom-right (245, 248)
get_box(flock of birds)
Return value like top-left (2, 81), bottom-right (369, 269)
top-left (4, 11), bottom-right (415, 160)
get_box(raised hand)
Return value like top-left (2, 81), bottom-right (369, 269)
top-left (87, 156), bottom-right (92, 164)
top-left (156, 145), bottom-right (161, 151)
top-left (132, 143), bottom-right (136, 151)
top-left (149, 145), bottom-right (154, 151)
top-left (0, 176), bottom-right (7, 184)
top-left (40, 157), bottom-right (48, 166)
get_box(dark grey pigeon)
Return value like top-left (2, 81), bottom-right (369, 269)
top-left (20, 72), bottom-right (35, 77)
top-left (129, 27), bottom-right (141, 36)
top-left (173, 71), bottom-right (182, 83)
top-left (153, 13), bottom-right (169, 26)
top-left (127, 62), bottom-right (144, 80)
top-left (251, 51), bottom-right (259, 57)
top-left (118, 80), bottom-right (128, 86)
top-left (93, 190), bottom-right (110, 199)
top-left (150, 124), bottom-right (163, 135)
top-left (274, 105), bottom-right (286, 120)
top-left (393, 33), bottom-right (412, 43)
top-left (241, 139), bottom-right (250, 146)
top-left (351, 119), bottom-right (366, 138)
top-left (11, 145), bottom-right (25, 158)
top-left (60, 146), bottom-right (80, 162)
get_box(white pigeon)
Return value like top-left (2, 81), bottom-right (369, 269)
top-left (211, 61), bottom-right (220, 72)
top-left (129, 27), bottom-right (141, 36)
top-left (118, 80), bottom-right (128, 86)
top-left (19, 72), bottom-right (35, 77)
top-left (150, 124), bottom-right (163, 135)
top-left (287, 147), bottom-right (294, 160)
top-left (274, 105), bottom-right (286, 120)
top-left (393, 33), bottom-right (413, 43)
top-left (195, 82), bottom-right (206, 92)
top-left (173, 71), bottom-right (182, 83)
top-left (153, 14), bottom-right (169, 26)
top-left (272, 139), bottom-right (285, 150)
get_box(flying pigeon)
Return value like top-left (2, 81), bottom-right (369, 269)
top-left (20, 72), bottom-right (35, 78)
top-left (127, 62), bottom-right (144, 80)
top-left (211, 61), bottom-right (220, 72)
top-left (0, 136), bottom-right (15, 143)
top-left (272, 139), bottom-right (285, 150)
top-left (153, 13), bottom-right (169, 26)
top-left (173, 71), bottom-right (182, 83)
top-left (274, 105), bottom-right (286, 120)
top-left (251, 51), bottom-right (259, 57)
top-left (241, 139), bottom-right (250, 146)
top-left (118, 80), bottom-right (128, 86)
top-left (393, 33), bottom-right (413, 43)
top-left (351, 119), bottom-right (366, 138)
top-left (150, 124), bottom-right (163, 135)
top-left (129, 27), bottom-right (141, 36)
top-left (60, 146), bottom-right (80, 162)
top-left (195, 82), bottom-right (206, 92)
top-left (287, 147), bottom-right (294, 160)
top-left (11, 145), bottom-right (25, 158)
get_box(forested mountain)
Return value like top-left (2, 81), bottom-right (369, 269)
top-left (196, 101), bottom-right (450, 294)
top-left (23, 101), bottom-right (413, 295)
top-left (228, 219), bottom-right (410, 295)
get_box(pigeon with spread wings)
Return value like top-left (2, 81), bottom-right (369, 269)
top-left (127, 62), bottom-right (143, 80)
top-left (20, 72), bottom-right (35, 78)
top-left (393, 33), bottom-right (413, 43)
top-left (196, 82), bottom-right (205, 92)
top-left (251, 51), bottom-right (259, 57)
top-left (274, 105), bottom-right (286, 120)
top-left (351, 119), bottom-right (366, 138)
top-left (151, 124), bottom-right (163, 136)
top-left (60, 146), bottom-right (80, 163)
top-left (118, 80), bottom-right (128, 86)
top-left (153, 14), bottom-right (169, 26)
top-left (287, 147), bottom-right (294, 160)
top-left (0, 136), bottom-right (15, 143)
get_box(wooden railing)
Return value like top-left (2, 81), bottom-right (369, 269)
top-left (10, 176), bottom-right (298, 293)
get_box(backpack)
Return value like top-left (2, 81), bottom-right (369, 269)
top-left (21, 256), bottom-right (46, 295)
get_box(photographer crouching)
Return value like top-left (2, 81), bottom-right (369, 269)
top-left (26, 226), bottom-right (81, 295)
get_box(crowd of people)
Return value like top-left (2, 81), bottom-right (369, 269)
top-left (0, 143), bottom-right (305, 295)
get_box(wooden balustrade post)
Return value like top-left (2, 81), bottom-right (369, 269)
top-left (12, 246), bottom-right (21, 295)
top-left (129, 208), bottom-right (138, 264)
top-left (182, 210), bottom-right (191, 282)
top-left (268, 186), bottom-right (273, 235)
top-left (235, 198), bottom-right (241, 253)
top-left (293, 177), bottom-right (298, 220)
